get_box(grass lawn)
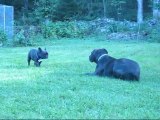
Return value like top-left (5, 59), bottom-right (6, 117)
top-left (0, 37), bottom-right (160, 119)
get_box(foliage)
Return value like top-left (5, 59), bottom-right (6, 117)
top-left (55, 0), bottom-right (79, 21)
top-left (149, 29), bottom-right (160, 43)
top-left (131, 21), bottom-right (160, 43)
top-left (33, 0), bottom-right (56, 24)
top-left (0, 29), bottom-right (7, 44)
top-left (13, 29), bottom-right (26, 46)
top-left (110, 0), bottom-right (126, 20)
top-left (13, 27), bottom-right (36, 46)
top-left (147, 23), bottom-right (160, 43)
top-left (0, 0), bottom-right (152, 22)
top-left (41, 21), bottom-right (90, 38)
top-left (0, 0), bottom-right (158, 44)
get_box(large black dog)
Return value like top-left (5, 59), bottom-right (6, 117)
top-left (27, 47), bottom-right (48, 67)
top-left (87, 48), bottom-right (140, 81)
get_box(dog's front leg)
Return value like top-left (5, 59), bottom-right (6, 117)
top-left (94, 64), bottom-right (104, 76)
top-left (85, 64), bottom-right (103, 76)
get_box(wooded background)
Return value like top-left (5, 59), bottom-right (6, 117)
top-left (0, 0), bottom-right (160, 46)
top-left (0, 0), bottom-right (159, 25)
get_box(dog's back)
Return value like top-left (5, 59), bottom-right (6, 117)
top-left (28, 49), bottom-right (38, 61)
top-left (27, 49), bottom-right (39, 66)
top-left (112, 58), bottom-right (140, 80)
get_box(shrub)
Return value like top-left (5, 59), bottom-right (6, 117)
top-left (136, 20), bottom-right (160, 43)
top-left (13, 29), bottom-right (26, 46)
top-left (13, 26), bottom-right (41, 46)
top-left (0, 30), bottom-right (7, 45)
top-left (147, 28), bottom-right (160, 43)
top-left (41, 21), bottom-right (90, 38)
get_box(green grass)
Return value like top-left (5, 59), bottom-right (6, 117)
top-left (0, 37), bottom-right (160, 119)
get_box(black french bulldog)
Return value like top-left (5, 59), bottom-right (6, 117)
top-left (87, 48), bottom-right (140, 81)
top-left (27, 47), bottom-right (48, 67)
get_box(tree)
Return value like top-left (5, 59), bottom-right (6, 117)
top-left (153, 0), bottom-right (160, 19)
top-left (24, 0), bottom-right (28, 12)
top-left (55, 0), bottom-right (79, 21)
top-left (22, 0), bottom-right (29, 24)
top-left (33, 0), bottom-right (56, 23)
top-left (110, 0), bottom-right (126, 20)
top-left (103, 0), bottom-right (107, 18)
top-left (0, 0), bottom-right (152, 23)
top-left (137, 0), bottom-right (143, 23)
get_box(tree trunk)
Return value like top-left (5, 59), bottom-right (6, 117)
top-left (137, 0), bottom-right (143, 23)
top-left (103, 0), bottom-right (107, 18)
top-left (87, 0), bottom-right (93, 17)
top-left (23, 0), bottom-right (28, 23)
top-left (153, 0), bottom-right (160, 19)
top-left (24, 0), bottom-right (28, 12)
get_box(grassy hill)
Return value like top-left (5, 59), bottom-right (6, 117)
top-left (0, 37), bottom-right (159, 119)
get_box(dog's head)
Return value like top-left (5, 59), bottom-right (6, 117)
top-left (35, 61), bottom-right (42, 67)
top-left (37, 47), bottom-right (48, 59)
top-left (89, 48), bottom-right (108, 63)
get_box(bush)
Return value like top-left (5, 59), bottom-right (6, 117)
top-left (0, 30), bottom-right (7, 45)
top-left (41, 21), bottom-right (90, 38)
top-left (136, 20), bottom-right (160, 43)
top-left (13, 29), bottom-right (27, 46)
top-left (12, 25), bottom-right (49, 46)
top-left (148, 28), bottom-right (160, 43)
top-left (13, 29), bottom-right (36, 46)
top-left (108, 20), bottom-right (136, 33)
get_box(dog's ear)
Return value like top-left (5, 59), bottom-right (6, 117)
top-left (91, 49), bottom-right (96, 54)
top-left (38, 47), bottom-right (42, 52)
top-left (102, 48), bottom-right (108, 54)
